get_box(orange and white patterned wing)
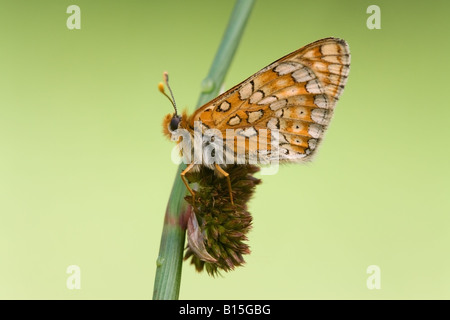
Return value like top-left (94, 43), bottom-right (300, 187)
top-left (188, 37), bottom-right (350, 162)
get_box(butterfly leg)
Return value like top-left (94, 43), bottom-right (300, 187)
top-left (181, 163), bottom-right (196, 202)
top-left (214, 164), bottom-right (234, 205)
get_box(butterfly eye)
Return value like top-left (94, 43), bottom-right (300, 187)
top-left (169, 115), bottom-right (181, 132)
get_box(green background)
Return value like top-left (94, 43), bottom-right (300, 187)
top-left (1, 0), bottom-right (449, 299)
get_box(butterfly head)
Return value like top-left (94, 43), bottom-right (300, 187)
top-left (169, 113), bottom-right (181, 132)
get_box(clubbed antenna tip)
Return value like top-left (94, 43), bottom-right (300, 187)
top-left (158, 71), bottom-right (178, 115)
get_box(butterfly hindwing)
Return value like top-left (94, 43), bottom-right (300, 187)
top-left (188, 37), bottom-right (350, 162)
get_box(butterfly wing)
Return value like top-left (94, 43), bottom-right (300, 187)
top-left (188, 37), bottom-right (350, 163)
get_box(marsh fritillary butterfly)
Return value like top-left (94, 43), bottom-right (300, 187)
top-left (161, 37), bottom-right (350, 204)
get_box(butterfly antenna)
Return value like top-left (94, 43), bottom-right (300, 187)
top-left (158, 71), bottom-right (178, 115)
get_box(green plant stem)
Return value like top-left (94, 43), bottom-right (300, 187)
top-left (152, 0), bottom-right (255, 300)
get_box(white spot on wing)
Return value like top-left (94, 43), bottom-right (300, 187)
top-left (247, 110), bottom-right (264, 123)
top-left (267, 118), bottom-right (279, 129)
top-left (325, 84), bottom-right (342, 96)
top-left (218, 101), bottom-right (231, 111)
top-left (292, 68), bottom-right (315, 83)
top-left (269, 99), bottom-right (287, 111)
top-left (311, 108), bottom-right (329, 125)
top-left (314, 94), bottom-right (328, 108)
top-left (306, 79), bottom-right (323, 94)
top-left (258, 96), bottom-right (277, 105)
top-left (328, 74), bottom-right (340, 85)
top-left (274, 62), bottom-right (302, 75)
top-left (249, 91), bottom-right (264, 104)
top-left (328, 64), bottom-right (343, 75)
top-left (321, 43), bottom-right (339, 55)
top-left (274, 109), bottom-right (283, 117)
top-left (239, 82), bottom-right (253, 100)
top-left (302, 50), bottom-right (316, 59)
top-left (228, 115), bottom-right (241, 126)
top-left (308, 123), bottom-right (323, 138)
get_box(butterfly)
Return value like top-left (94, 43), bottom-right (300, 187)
top-left (161, 37), bottom-right (350, 205)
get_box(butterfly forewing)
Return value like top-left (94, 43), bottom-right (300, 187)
top-left (188, 37), bottom-right (350, 163)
